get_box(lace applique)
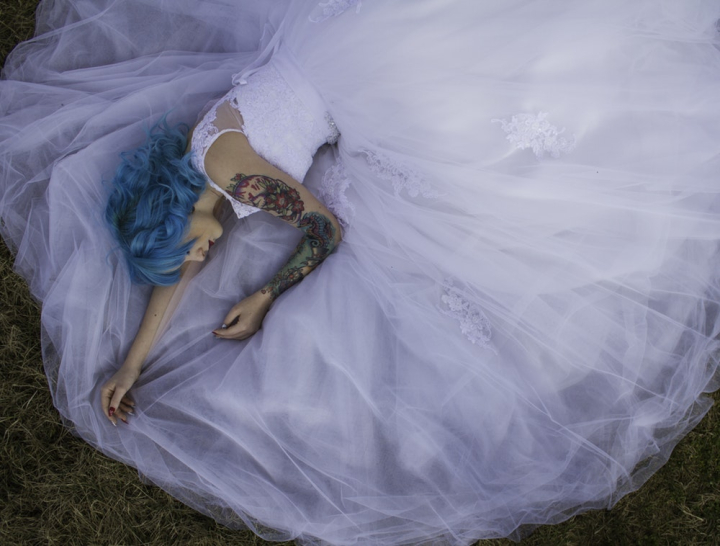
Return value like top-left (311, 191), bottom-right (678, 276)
top-left (317, 158), bottom-right (354, 229)
top-left (362, 149), bottom-right (441, 199)
top-left (440, 279), bottom-right (496, 353)
top-left (492, 112), bottom-right (576, 159)
top-left (309, 0), bottom-right (362, 23)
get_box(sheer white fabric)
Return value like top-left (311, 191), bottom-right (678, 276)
top-left (2, 1), bottom-right (720, 545)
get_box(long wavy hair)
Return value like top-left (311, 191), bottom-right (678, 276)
top-left (105, 116), bottom-right (206, 286)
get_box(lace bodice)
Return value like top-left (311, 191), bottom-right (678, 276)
top-left (191, 56), bottom-right (339, 219)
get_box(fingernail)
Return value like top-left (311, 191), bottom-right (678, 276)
top-left (127, 411), bottom-right (134, 415)
top-left (121, 418), bottom-right (128, 424)
top-left (221, 324), bottom-right (228, 329)
top-left (109, 407), bottom-right (115, 417)
top-left (111, 420), bottom-right (117, 427)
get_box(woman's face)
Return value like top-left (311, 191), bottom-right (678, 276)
top-left (183, 205), bottom-right (223, 263)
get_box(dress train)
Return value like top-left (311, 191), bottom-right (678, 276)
top-left (1, 1), bottom-right (720, 544)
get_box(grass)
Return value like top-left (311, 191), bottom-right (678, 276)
top-left (1, 1), bottom-right (718, 545)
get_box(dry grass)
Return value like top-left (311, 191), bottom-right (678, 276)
top-left (1, 1), bottom-right (718, 545)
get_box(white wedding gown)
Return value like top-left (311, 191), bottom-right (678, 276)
top-left (2, 1), bottom-right (720, 544)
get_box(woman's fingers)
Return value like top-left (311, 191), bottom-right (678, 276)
top-left (101, 367), bottom-right (140, 427)
top-left (114, 408), bottom-right (130, 424)
top-left (108, 388), bottom-right (130, 426)
top-left (100, 384), bottom-right (116, 424)
top-left (214, 310), bottom-right (241, 338)
top-left (214, 313), bottom-right (258, 340)
top-left (221, 312), bottom-right (240, 329)
top-left (214, 321), bottom-right (249, 340)
top-left (214, 296), bottom-right (269, 341)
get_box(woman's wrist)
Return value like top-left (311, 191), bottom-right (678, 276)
top-left (122, 342), bottom-right (151, 371)
top-left (255, 287), bottom-right (276, 306)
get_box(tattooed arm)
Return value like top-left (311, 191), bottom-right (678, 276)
top-left (230, 172), bottom-right (340, 297)
top-left (204, 131), bottom-right (342, 340)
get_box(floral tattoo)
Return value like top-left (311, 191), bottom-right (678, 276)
top-left (228, 173), bottom-right (305, 223)
top-left (228, 173), bottom-right (338, 301)
top-left (260, 212), bottom-right (337, 299)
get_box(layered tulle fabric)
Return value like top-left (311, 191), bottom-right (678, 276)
top-left (2, 1), bottom-right (720, 544)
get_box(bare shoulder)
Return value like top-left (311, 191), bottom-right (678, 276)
top-left (205, 131), bottom-right (262, 184)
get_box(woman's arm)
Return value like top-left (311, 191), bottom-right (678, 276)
top-left (229, 171), bottom-right (341, 299)
top-left (205, 132), bottom-right (342, 340)
top-left (100, 280), bottom-right (180, 425)
top-left (101, 125), bottom-right (202, 424)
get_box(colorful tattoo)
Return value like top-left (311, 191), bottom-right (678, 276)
top-left (261, 211), bottom-right (337, 300)
top-left (229, 172), bottom-right (338, 301)
top-left (228, 173), bottom-right (305, 223)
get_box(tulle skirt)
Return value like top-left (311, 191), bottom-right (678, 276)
top-left (2, 1), bottom-right (720, 544)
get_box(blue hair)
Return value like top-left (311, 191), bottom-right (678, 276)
top-left (105, 115), bottom-right (206, 286)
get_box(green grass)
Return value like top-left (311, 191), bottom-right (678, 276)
top-left (1, 1), bottom-right (718, 545)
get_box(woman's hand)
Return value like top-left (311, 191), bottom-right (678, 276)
top-left (100, 363), bottom-right (140, 426)
top-left (98, 283), bottom-right (179, 427)
top-left (213, 290), bottom-right (273, 340)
